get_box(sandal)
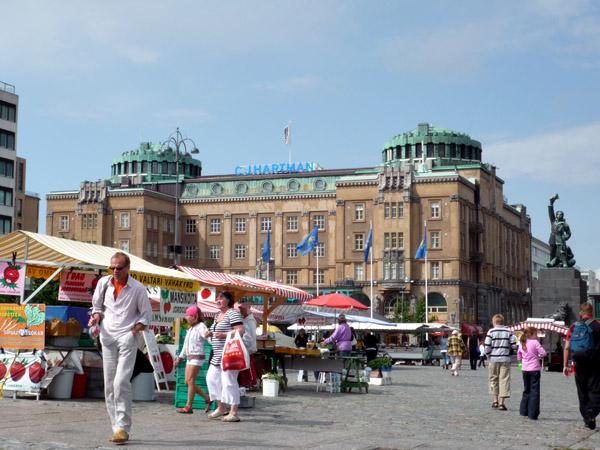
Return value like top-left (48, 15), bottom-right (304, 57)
top-left (176, 406), bottom-right (193, 414)
top-left (491, 402), bottom-right (498, 409)
top-left (208, 410), bottom-right (225, 420)
top-left (221, 414), bottom-right (241, 423)
top-left (498, 404), bottom-right (507, 411)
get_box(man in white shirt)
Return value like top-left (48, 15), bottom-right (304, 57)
top-left (236, 303), bottom-right (257, 388)
top-left (89, 252), bottom-right (152, 445)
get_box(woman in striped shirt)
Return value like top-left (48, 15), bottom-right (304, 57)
top-left (206, 291), bottom-right (245, 422)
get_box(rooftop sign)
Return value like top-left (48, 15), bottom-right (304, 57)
top-left (235, 161), bottom-right (317, 176)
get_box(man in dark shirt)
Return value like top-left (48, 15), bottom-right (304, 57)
top-left (295, 329), bottom-right (309, 348)
top-left (564, 303), bottom-right (600, 429)
top-left (363, 330), bottom-right (379, 362)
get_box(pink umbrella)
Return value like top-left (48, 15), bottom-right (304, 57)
top-left (304, 292), bottom-right (368, 310)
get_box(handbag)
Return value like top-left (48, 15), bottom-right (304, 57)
top-left (221, 330), bottom-right (250, 372)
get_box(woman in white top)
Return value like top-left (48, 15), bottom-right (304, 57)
top-left (174, 305), bottom-right (211, 414)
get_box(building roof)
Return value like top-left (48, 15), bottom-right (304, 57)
top-left (383, 122), bottom-right (481, 150)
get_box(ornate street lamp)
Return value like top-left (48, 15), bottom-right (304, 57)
top-left (159, 127), bottom-right (199, 266)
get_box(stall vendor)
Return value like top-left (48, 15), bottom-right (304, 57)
top-left (323, 314), bottom-right (352, 356)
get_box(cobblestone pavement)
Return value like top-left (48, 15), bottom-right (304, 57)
top-left (0, 365), bottom-right (599, 450)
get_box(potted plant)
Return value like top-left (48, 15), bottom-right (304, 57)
top-left (261, 373), bottom-right (286, 397)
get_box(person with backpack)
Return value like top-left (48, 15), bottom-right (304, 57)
top-left (517, 327), bottom-right (547, 420)
top-left (563, 303), bottom-right (600, 430)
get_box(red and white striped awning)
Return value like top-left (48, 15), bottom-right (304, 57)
top-left (508, 320), bottom-right (568, 335)
top-left (177, 267), bottom-right (245, 287)
top-left (235, 275), bottom-right (312, 302)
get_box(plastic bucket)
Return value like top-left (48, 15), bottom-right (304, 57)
top-left (71, 372), bottom-right (88, 398)
top-left (48, 368), bottom-right (75, 399)
top-left (262, 379), bottom-right (279, 397)
top-left (132, 372), bottom-right (156, 401)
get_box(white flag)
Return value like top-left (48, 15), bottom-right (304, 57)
top-left (283, 124), bottom-right (291, 145)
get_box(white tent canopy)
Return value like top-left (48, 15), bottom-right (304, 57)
top-left (0, 231), bottom-right (199, 299)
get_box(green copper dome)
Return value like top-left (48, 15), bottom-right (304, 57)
top-left (382, 123), bottom-right (482, 164)
top-left (110, 142), bottom-right (202, 183)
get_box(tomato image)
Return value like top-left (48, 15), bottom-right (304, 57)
top-left (0, 361), bottom-right (6, 379)
top-left (10, 361), bottom-right (25, 381)
top-left (200, 288), bottom-right (212, 299)
top-left (160, 351), bottom-right (174, 374)
top-left (28, 362), bottom-right (46, 383)
top-left (163, 302), bottom-right (171, 314)
top-left (1, 262), bottom-right (22, 289)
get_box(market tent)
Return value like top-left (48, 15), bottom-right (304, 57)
top-left (0, 231), bottom-right (199, 302)
top-left (304, 292), bottom-right (368, 310)
top-left (508, 318), bottom-right (568, 335)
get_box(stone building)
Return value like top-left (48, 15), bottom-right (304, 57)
top-left (46, 123), bottom-right (532, 327)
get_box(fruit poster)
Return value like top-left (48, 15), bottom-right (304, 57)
top-left (158, 288), bottom-right (198, 320)
top-left (0, 304), bottom-right (45, 350)
top-left (58, 271), bottom-right (101, 302)
top-left (0, 261), bottom-right (25, 297)
top-left (0, 351), bottom-right (47, 393)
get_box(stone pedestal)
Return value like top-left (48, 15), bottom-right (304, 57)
top-left (532, 268), bottom-right (587, 325)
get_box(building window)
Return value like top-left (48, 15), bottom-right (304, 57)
top-left (0, 102), bottom-right (16, 122)
top-left (163, 218), bottom-right (174, 233)
top-left (184, 245), bottom-right (197, 260)
top-left (354, 263), bottom-right (364, 281)
top-left (313, 215), bottom-right (325, 231)
top-left (119, 240), bottom-right (129, 252)
top-left (0, 158), bottom-right (14, 178)
top-left (384, 203), bottom-right (390, 219)
top-left (384, 232), bottom-right (404, 249)
top-left (0, 131), bottom-right (15, 150)
top-left (431, 261), bottom-right (441, 279)
top-left (354, 233), bottom-right (364, 251)
top-left (152, 215), bottom-right (158, 230)
top-left (260, 217), bottom-right (272, 232)
top-left (430, 201), bottom-right (440, 219)
top-left (398, 203), bottom-right (404, 217)
top-left (119, 212), bottom-right (130, 229)
top-left (313, 269), bottom-right (325, 284)
top-left (313, 242), bottom-right (325, 257)
top-left (234, 244), bottom-right (247, 259)
top-left (286, 216), bottom-right (298, 232)
top-left (0, 187), bottom-right (13, 207)
top-left (185, 219), bottom-right (197, 234)
top-left (384, 202), bottom-right (404, 219)
top-left (209, 245), bottom-right (220, 259)
top-left (210, 218), bottom-right (221, 234)
top-left (146, 215), bottom-right (153, 230)
top-left (59, 215), bottom-right (69, 232)
top-left (286, 243), bottom-right (298, 258)
top-left (383, 261), bottom-right (404, 281)
top-left (286, 270), bottom-right (298, 285)
top-left (460, 232), bottom-right (466, 251)
top-left (235, 217), bottom-right (246, 233)
top-left (0, 215), bottom-right (10, 235)
top-left (82, 214), bottom-right (97, 229)
top-left (354, 204), bottom-right (365, 221)
top-left (430, 231), bottom-right (441, 249)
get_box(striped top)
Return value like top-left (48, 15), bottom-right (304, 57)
top-left (209, 309), bottom-right (244, 366)
top-left (484, 326), bottom-right (517, 363)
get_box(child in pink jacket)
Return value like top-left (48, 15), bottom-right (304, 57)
top-left (517, 327), bottom-right (547, 420)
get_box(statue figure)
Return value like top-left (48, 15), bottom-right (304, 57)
top-left (547, 194), bottom-right (576, 268)
top-left (546, 301), bottom-right (569, 322)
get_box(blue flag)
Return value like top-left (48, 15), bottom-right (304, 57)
top-left (262, 230), bottom-right (271, 262)
top-left (364, 224), bottom-right (373, 262)
top-left (297, 227), bottom-right (319, 256)
top-left (415, 223), bottom-right (427, 260)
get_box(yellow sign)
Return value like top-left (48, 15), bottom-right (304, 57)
top-left (129, 272), bottom-right (199, 293)
top-left (0, 304), bottom-right (45, 350)
top-left (26, 265), bottom-right (62, 280)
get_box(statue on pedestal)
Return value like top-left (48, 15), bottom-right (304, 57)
top-left (547, 194), bottom-right (576, 268)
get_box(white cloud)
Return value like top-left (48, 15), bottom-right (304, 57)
top-left (485, 122), bottom-right (600, 185)
top-left (254, 76), bottom-right (321, 94)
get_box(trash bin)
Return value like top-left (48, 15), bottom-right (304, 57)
top-left (132, 372), bottom-right (156, 401)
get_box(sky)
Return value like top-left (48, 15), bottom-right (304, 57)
top-left (2, 0), bottom-right (600, 273)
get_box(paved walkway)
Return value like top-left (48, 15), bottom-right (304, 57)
top-left (0, 365), bottom-right (598, 449)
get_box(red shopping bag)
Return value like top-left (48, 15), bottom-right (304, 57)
top-left (221, 330), bottom-right (250, 371)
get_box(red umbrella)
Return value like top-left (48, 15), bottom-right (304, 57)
top-left (304, 292), bottom-right (368, 310)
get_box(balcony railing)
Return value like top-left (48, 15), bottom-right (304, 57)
top-left (0, 81), bottom-right (15, 94)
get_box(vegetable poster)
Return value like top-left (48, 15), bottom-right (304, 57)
top-left (0, 304), bottom-right (46, 350)
top-left (0, 351), bottom-right (47, 393)
top-left (0, 261), bottom-right (25, 297)
top-left (58, 271), bottom-right (101, 302)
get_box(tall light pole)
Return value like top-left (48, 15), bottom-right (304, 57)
top-left (160, 127), bottom-right (199, 266)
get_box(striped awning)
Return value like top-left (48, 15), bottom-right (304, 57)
top-left (235, 275), bottom-right (312, 302)
top-left (508, 320), bottom-right (568, 335)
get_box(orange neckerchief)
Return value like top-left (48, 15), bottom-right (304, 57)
top-left (111, 277), bottom-right (127, 300)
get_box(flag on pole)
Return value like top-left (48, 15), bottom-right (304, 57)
top-left (364, 224), bottom-right (373, 262)
top-left (262, 229), bottom-right (271, 263)
top-left (283, 123), bottom-right (291, 145)
top-left (415, 222), bottom-right (427, 260)
top-left (297, 227), bottom-right (318, 256)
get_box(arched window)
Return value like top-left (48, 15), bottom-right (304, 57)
top-left (427, 292), bottom-right (447, 313)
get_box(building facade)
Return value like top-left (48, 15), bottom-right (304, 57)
top-left (532, 236), bottom-right (551, 279)
top-left (47, 123), bottom-right (532, 327)
top-left (0, 81), bottom-right (18, 235)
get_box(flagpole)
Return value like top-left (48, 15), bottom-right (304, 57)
top-left (316, 251), bottom-right (320, 297)
top-left (424, 219), bottom-right (428, 325)
top-left (287, 121), bottom-right (292, 165)
top-left (369, 221), bottom-right (374, 320)
top-left (266, 261), bottom-right (270, 282)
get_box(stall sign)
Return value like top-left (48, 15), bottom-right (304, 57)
top-left (26, 265), bottom-right (62, 281)
top-left (0, 351), bottom-right (47, 393)
top-left (0, 304), bottom-right (45, 350)
top-left (198, 286), bottom-right (216, 302)
top-left (0, 261), bottom-right (25, 297)
top-left (159, 289), bottom-right (198, 320)
top-left (58, 271), bottom-right (100, 302)
top-left (130, 272), bottom-right (199, 293)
